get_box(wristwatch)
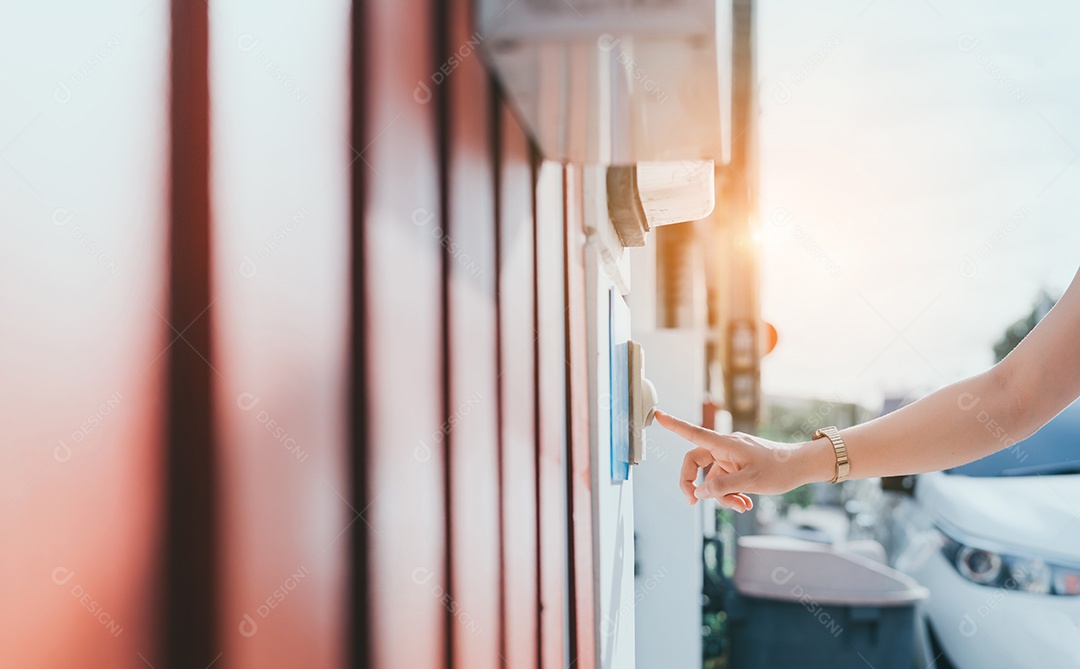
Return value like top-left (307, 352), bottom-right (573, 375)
top-left (814, 426), bottom-right (850, 484)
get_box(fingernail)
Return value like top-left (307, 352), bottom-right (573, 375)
top-left (694, 486), bottom-right (709, 500)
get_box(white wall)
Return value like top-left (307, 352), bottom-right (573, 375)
top-left (584, 170), bottom-right (709, 669)
top-left (585, 166), bottom-right (639, 669)
top-left (630, 255), bottom-right (707, 669)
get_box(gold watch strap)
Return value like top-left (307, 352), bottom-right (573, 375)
top-left (814, 426), bottom-right (849, 484)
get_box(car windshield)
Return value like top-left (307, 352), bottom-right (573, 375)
top-left (946, 399), bottom-right (1080, 477)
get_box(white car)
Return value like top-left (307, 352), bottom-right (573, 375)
top-left (889, 401), bottom-right (1080, 669)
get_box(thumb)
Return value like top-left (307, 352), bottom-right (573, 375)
top-left (694, 468), bottom-right (754, 500)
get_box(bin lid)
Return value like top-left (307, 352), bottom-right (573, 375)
top-left (733, 535), bottom-right (929, 606)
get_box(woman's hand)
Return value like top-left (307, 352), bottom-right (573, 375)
top-left (653, 409), bottom-right (835, 512)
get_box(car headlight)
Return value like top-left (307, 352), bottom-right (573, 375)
top-left (941, 532), bottom-right (1080, 596)
top-left (954, 544), bottom-right (1003, 585)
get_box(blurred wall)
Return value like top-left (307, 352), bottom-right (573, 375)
top-left (211, 0), bottom-right (351, 666)
top-left (0, 0), bottom-right (607, 666)
top-left (356, 0), bottom-right (594, 666)
top-left (0, 1), bottom-right (169, 666)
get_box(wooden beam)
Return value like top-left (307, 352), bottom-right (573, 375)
top-left (165, 0), bottom-right (218, 664)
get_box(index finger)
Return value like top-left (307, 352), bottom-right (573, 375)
top-left (654, 409), bottom-right (712, 446)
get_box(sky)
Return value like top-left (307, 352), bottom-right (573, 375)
top-left (756, 0), bottom-right (1080, 409)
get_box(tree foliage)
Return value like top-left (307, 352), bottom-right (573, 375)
top-left (993, 291), bottom-right (1057, 363)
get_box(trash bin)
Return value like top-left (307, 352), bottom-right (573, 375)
top-left (726, 535), bottom-right (929, 669)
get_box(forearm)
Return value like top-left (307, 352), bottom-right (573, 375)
top-left (802, 369), bottom-right (1026, 482)
top-left (795, 268), bottom-right (1080, 485)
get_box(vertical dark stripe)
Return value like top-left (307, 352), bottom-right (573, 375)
top-left (349, 0), bottom-right (371, 665)
top-left (165, 0), bottom-right (218, 666)
top-left (491, 84), bottom-right (508, 667)
top-left (560, 166), bottom-right (579, 666)
top-left (434, 0), bottom-right (453, 664)
top-left (529, 143), bottom-right (545, 669)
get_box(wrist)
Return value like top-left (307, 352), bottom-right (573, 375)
top-left (795, 435), bottom-right (837, 486)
